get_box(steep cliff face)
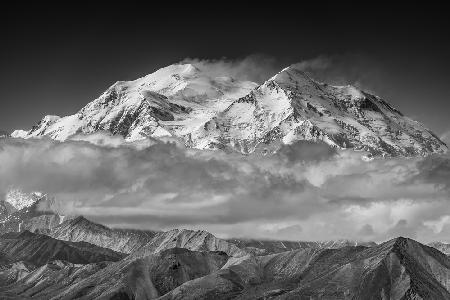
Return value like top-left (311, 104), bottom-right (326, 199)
top-left (14, 63), bottom-right (446, 157)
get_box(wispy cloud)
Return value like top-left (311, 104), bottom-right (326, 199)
top-left (292, 54), bottom-right (387, 94)
top-left (180, 54), bottom-right (282, 84)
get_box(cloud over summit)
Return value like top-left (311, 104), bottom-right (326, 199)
top-left (180, 54), bottom-right (283, 84)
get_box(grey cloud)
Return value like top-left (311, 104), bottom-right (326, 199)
top-left (276, 141), bottom-right (337, 164)
top-left (385, 219), bottom-right (418, 239)
top-left (358, 224), bottom-right (375, 236)
top-left (411, 153), bottom-right (450, 190)
top-left (1, 135), bottom-right (450, 243)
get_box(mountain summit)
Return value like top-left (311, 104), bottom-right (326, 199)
top-left (14, 63), bottom-right (447, 157)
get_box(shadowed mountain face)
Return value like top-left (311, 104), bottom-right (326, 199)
top-left (159, 238), bottom-right (450, 300)
top-left (0, 212), bottom-right (448, 300)
top-left (0, 247), bottom-right (229, 299)
top-left (0, 230), bottom-right (125, 267)
top-left (46, 248), bottom-right (231, 299)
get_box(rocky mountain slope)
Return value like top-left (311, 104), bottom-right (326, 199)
top-left (46, 248), bottom-right (230, 299)
top-left (13, 63), bottom-right (447, 157)
top-left (159, 237), bottom-right (450, 300)
top-left (0, 230), bottom-right (124, 267)
top-left (0, 260), bottom-right (109, 299)
top-left (0, 213), bottom-right (448, 299)
top-left (0, 192), bottom-right (449, 299)
top-left (227, 238), bottom-right (377, 255)
top-left (49, 216), bottom-right (157, 254)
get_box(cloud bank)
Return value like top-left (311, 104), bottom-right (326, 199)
top-left (1, 134), bottom-right (449, 243)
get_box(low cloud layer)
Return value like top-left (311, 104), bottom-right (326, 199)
top-left (1, 135), bottom-right (449, 243)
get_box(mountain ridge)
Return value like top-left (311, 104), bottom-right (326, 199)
top-left (0, 208), bottom-right (449, 299)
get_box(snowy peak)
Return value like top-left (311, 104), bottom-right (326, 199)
top-left (270, 65), bottom-right (317, 88)
top-left (13, 62), bottom-right (447, 157)
top-left (19, 63), bottom-right (257, 142)
top-left (196, 63), bottom-right (447, 156)
top-left (4, 189), bottom-right (43, 211)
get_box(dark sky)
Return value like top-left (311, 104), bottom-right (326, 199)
top-left (1, 3), bottom-right (449, 135)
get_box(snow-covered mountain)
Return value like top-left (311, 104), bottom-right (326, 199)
top-left (0, 191), bottom-right (64, 235)
top-left (14, 63), bottom-right (447, 157)
top-left (4, 189), bottom-right (43, 211)
top-left (14, 64), bottom-right (256, 142)
top-left (194, 66), bottom-right (447, 156)
top-left (1, 189), bottom-right (44, 221)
